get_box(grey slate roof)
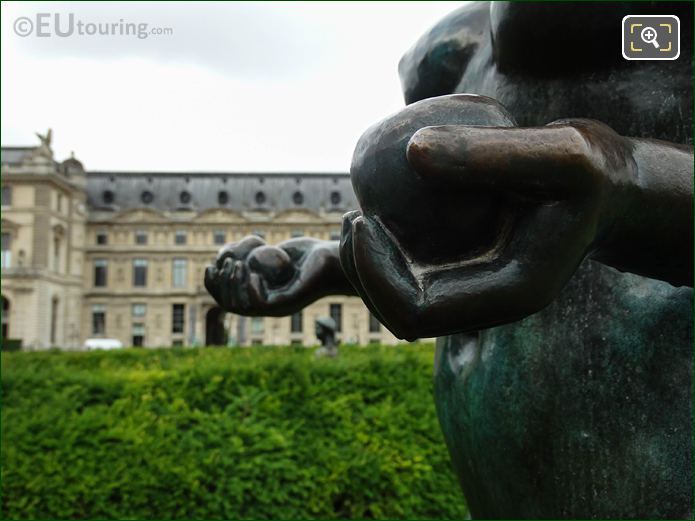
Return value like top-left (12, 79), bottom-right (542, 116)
top-left (86, 172), bottom-right (357, 214)
top-left (1, 147), bottom-right (33, 165)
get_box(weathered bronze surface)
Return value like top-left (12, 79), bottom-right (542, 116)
top-left (206, 2), bottom-right (693, 518)
top-left (315, 317), bottom-right (338, 357)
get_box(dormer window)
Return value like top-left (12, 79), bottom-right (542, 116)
top-left (292, 191), bottom-right (304, 205)
top-left (102, 190), bottom-right (115, 204)
top-left (255, 191), bottom-right (266, 205)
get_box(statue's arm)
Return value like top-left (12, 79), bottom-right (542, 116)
top-left (205, 235), bottom-right (357, 317)
top-left (204, 226), bottom-right (413, 337)
top-left (339, 117), bottom-right (692, 340)
top-left (407, 120), bottom-right (693, 289)
top-left (589, 138), bottom-right (693, 287)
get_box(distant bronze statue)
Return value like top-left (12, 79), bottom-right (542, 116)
top-left (314, 317), bottom-right (338, 357)
top-left (206, 2), bottom-right (693, 518)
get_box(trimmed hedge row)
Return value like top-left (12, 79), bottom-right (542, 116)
top-left (1, 344), bottom-right (468, 519)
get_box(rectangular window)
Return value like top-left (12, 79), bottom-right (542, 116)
top-left (1, 232), bottom-right (11, 269)
top-left (132, 323), bottom-right (145, 347)
top-left (92, 304), bottom-right (106, 335)
top-left (369, 312), bottom-right (381, 333)
top-left (251, 316), bottom-right (264, 334)
top-left (96, 232), bottom-right (108, 245)
top-left (132, 303), bottom-right (146, 317)
top-left (53, 237), bottom-right (61, 272)
top-left (135, 230), bottom-right (148, 245)
top-left (94, 259), bottom-right (107, 287)
top-left (213, 230), bottom-right (226, 245)
top-left (253, 230), bottom-right (265, 240)
top-left (172, 304), bottom-right (185, 334)
top-left (172, 340), bottom-right (184, 347)
top-left (290, 339), bottom-right (302, 346)
top-left (133, 258), bottom-right (148, 287)
top-left (291, 229), bottom-right (304, 238)
top-left (1, 186), bottom-right (11, 206)
top-left (290, 311), bottom-right (303, 333)
top-left (50, 298), bottom-right (58, 345)
top-left (56, 193), bottom-right (63, 212)
top-left (172, 258), bottom-right (187, 288)
top-left (329, 303), bottom-right (342, 333)
top-left (330, 231), bottom-right (341, 241)
top-left (174, 230), bottom-right (187, 245)
top-left (251, 339), bottom-right (263, 346)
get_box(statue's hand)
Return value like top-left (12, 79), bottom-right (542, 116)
top-left (205, 235), bottom-right (351, 316)
top-left (342, 119), bottom-right (638, 339)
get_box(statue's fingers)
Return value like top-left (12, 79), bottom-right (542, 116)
top-left (215, 258), bottom-right (237, 310)
top-left (338, 210), bottom-right (363, 290)
top-left (224, 260), bottom-right (252, 313)
top-left (338, 212), bottom-right (393, 330)
top-left (247, 272), bottom-right (269, 310)
top-left (407, 125), bottom-right (592, 197)
top-left (351, 216), bottom-right (421, 340)
top-left (204, 265), bottom-right (225, 308)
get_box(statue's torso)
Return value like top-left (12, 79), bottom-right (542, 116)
top-left (433, 7), bottom-right (693, 518)
top-left (435, 261), bottom-right (692, 518)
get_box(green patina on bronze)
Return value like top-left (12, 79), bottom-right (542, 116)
top-left (435, 261), bottom-right (692, 518)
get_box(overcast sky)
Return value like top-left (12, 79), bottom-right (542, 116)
top-left (1, 1), bottom-right (460, 172)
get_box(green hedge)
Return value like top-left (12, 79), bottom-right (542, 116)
top-left (1, 338), bottom-right (22, 352)
top-left (1, 344), bottom-right (467, 519)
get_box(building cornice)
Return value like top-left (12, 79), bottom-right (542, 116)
top-left (2, 171), bottom-right (85, 195)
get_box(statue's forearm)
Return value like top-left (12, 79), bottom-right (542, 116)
top-left (319, 240), bottom-right (360, 296)
top-left (590, 139), bottom-right (693, 287)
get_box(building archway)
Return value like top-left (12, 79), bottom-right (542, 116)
top-left (2, 296), bottom-right (9, 339)
top-left (205, 307), bottom-right (228, 346)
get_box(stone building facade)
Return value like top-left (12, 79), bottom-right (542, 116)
top-left (1, 135), bottom-right (397, 350)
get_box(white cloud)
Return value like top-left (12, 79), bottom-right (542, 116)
top-left (1, 1), bottom-right (462, 172)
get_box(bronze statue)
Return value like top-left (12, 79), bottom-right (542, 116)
top-left (206, 2), bottom-right (693, 518)
top-left (314, 317), bottom-right (338, 357)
